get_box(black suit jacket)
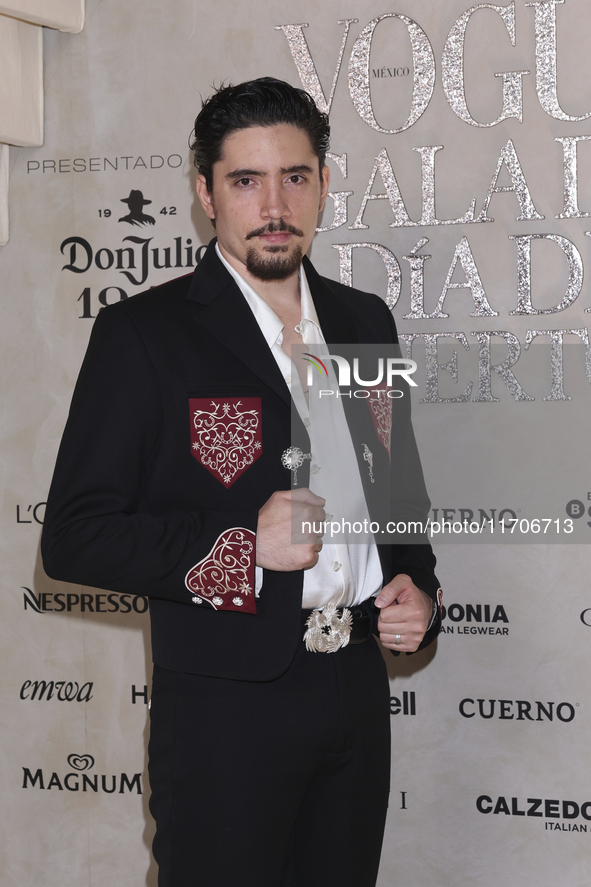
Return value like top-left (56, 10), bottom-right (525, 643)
top-left (42, 241), bottom-right (440, 680)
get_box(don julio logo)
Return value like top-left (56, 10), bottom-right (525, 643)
top-left (440, 603), bottom-right (509, 636)
top-left (477, 795), bottom-right (591, 831)
top-left (61, 235), bottom-right (205, 287)
top-left (23, 587), bottom-right (148, 614)
top-left (22, 753), bottom-right (142, 794)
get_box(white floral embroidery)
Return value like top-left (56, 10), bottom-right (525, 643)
top-left (185, 528), bottom-right (256, 611)
top-left (367, 391), bottom-right (392, 456)
top-left (191, 400), bottom-right (260, 485)
top-left (362, 443), bottom-right (375, 483)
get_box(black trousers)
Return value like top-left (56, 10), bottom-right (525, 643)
top-left (148, 635), bottom-right (391, 887)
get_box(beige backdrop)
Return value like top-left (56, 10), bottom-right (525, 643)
top-left (1, 1), bottom-right (590, 885)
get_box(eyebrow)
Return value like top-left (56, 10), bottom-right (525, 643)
top-left (225, 164), bottom-right (314, 180)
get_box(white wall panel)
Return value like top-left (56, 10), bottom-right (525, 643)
top-left (0, 15), bottom-right (42, 146)
top-left (0, 0), bottom-right (84, 33)
top-left (0, 144), bottom-right (8, 244)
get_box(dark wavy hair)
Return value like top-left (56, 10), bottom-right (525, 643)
top-left (191, 77), bottom-right (330, 191)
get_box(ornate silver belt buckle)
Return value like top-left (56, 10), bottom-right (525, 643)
top-left (304, 603), bottom-right (353, 653)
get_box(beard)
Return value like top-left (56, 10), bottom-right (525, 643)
top-left (244, 219), bottom-right (305, 281)
top-left (245, 243), bottom-right (303, 281)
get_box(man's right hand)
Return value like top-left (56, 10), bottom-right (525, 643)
top-left (256, 488), bottom-right (325, 571)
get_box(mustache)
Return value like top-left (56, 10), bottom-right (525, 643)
top-left (246, 220), bottom-right (304, 239)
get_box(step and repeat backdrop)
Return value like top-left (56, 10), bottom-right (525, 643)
top-left (1, 1), bottom-right (590, 884)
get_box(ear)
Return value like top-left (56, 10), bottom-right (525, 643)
top-left (196, 174), bottom-right (216, 221)
top-left (318, 164), bottom-right (330, 213)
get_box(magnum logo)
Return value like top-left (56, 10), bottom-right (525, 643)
top-left (22, 754), bottom-right (142, 794)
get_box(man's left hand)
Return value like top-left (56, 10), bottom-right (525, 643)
top-left (375, 574), bottom-right (433, 652)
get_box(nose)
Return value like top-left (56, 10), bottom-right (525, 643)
top-left (261, 180), bottom-right (290, 220)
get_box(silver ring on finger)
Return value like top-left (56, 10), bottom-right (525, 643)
top-left (394, 634), bottom-right (402, 645)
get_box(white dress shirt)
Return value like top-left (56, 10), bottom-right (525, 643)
top-left (216, 244), bottom-right (384, 609)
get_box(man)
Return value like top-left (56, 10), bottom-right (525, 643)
top-left (42, 78), bottom-right (441, 887)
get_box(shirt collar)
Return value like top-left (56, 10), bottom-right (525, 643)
top-left (298, 268), bottom-right (322, 344)
top-left (215, 242), bottom-right (323, 348)
top-left (216, 243), bottom-right (283, 351)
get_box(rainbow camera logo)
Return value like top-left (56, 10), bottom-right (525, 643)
top-left (302, 353), bottom-right (329, 378)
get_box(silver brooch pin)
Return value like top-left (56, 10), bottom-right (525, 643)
top-left (304, 603), bottom-right (353, 653)
top-left (281, 446), bottom-right (311, 487)
top-left (362, 443), bottom-right (375, 483)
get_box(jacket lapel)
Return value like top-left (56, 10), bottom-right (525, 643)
top-left (185, 245), bottom-right (365, 454)
top-left (186, 241), bottom-right (291, 409)
top-left (302, 256), bottom-right (360, 347)
top-left (305, 257), bottom-right (392, 580)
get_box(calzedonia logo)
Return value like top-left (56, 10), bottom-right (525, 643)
top-left (477, 795), bottom-right (591, 832)
top-left (22, 754), bottom-right (142, 795)
top-left (22, 587), bottom-right (148, 614)
top-left (440, 603), bottom-right (509, 636)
